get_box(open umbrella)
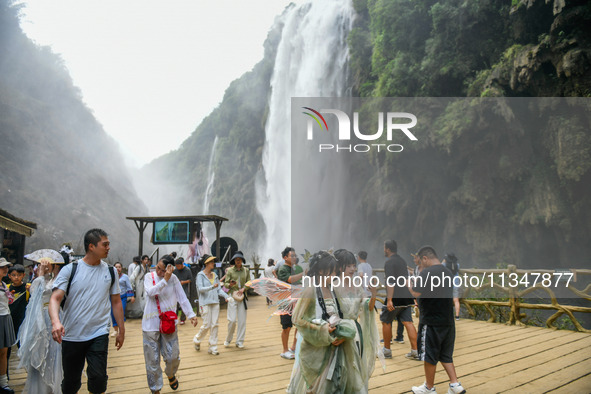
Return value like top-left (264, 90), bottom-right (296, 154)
top-left (24, 249), bottom-right (64, 265)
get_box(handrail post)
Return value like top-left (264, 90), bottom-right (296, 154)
top-left (507, 264), bottom-right (521, 325)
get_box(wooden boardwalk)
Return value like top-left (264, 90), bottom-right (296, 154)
top-left (8, 295), bottom-right (591, 393)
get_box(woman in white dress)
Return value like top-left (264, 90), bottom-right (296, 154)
top-left (18, 253), bottom-right (66, 393)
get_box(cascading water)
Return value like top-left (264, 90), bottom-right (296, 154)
top-left (256, 0), bottom-right (354, 260)
top-left (203, 135), bottom-right (218, 213)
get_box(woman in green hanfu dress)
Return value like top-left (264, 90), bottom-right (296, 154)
top-left (287, 250), bottom-right (383, 393)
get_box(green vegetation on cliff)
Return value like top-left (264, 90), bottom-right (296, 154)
top-left (350, 0), bottom-right (590, 97)
top-left (138, 0), bottom-right (590, 268)
top-left (345, 0), bottom-right (591, 267)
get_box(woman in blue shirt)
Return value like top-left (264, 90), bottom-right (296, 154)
top-left (193, 255), bottom-right (230, 355)
top-left (111, 262), bottom-right (134, 337)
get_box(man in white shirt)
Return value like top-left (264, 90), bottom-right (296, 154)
top-left (49, 228), bottom-right (125, 394)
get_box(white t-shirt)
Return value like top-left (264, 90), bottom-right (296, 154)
top-left (264, 266), bottom-right (275, 278)
top-left (0, 283), bottom-right (10, 315)
top-left (127, 262), bottom-right (138, 283)
top-left (53, 259), bottom-right (120, 342)
top-left (357, 262), bottom-right (373, 295)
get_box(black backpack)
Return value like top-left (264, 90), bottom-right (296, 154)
top-left (60, 262), bottom-right (115, 308)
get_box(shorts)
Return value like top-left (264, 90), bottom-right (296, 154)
top-left (280, 314), bottom-right (293, 329)
top-left (380, 305), bottom-right (413, 324)
top-left (417, 323), bottom-right (455, 365)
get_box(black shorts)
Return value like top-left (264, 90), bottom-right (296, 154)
top-left (380, 305), bottom-right (413, 324)
top-left (417, 323), bottom-right (455, 365)
top-left (280, 314), bottom-right (293, 329)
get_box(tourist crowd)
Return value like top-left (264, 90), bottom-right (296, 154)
top-left (0, 230), bottom-right (466, 394)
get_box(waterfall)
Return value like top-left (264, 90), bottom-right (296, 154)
top-left (256, 0), bottom-right (354, 260)
top-left (203, 135), bottom-right (219, 213)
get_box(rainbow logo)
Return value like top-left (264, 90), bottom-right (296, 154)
top-left (302, 107), bottom-right (328, 131)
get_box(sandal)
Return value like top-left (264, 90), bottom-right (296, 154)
top-left (168, 375), bottom-right (179, 391)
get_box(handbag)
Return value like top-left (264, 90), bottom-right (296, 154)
top-left (152, 273), bottom-right (178, 334)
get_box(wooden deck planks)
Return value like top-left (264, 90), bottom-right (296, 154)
top-left (550, 371), bottom-right (591, 393)
top-left (7, 295), bottom-right (591, 393)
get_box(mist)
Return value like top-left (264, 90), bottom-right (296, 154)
top-left (4, 0), bottom-right (590, 274)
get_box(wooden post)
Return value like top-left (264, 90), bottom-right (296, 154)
top-left (214, 219), bottom-right (222, 261)
top-left (132, 220), bottom-right (148, 256)
top-left (17, 234), bottom-right (26, 265)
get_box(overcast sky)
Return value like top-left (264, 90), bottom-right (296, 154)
top-left (20, 0), bottom-right (297, 167)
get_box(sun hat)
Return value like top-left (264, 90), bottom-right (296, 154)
top-left (230, 251), bottom-right (245, 265)
top-left (203, 255), bottom-right (217, 265)
top-left (0, 258), bottom-right (12, 267)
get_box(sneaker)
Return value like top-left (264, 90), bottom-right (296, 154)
top-left (455, 316), bottom-right (460, 321)
top-left (224, 341), bottom-right (231, 347)
top-left (394, 338), bottom-right (405, 344)
top-left (280, 351), bottom-right (295, 360)
top-left (382, 347), bottom-right (392, 359)
top-left (236, 343), bottom-right (245, 349)
top-left (179, 321), bottom-right (185, 325)
top-left (405, 351), bottom-right (421, 361)
top-left (110, 331), bottom-right (117, 337)
top-left (379, 338), bottom-right (394, 344)
top-left (208, 349), bottom-right (219, 356)
top-left (411, 382), bottom-right (436, 393)
top-left (447, 382), bottom-right (466, 394)
top-left (194, 341), bottom-right (200, 351)
top-left (0, 386), bottom-right (15, 394)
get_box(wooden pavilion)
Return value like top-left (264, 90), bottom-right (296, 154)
top-left (0, 208), bottom-right (37, 265)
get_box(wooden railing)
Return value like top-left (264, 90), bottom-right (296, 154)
top-left (372, 265), bottom-right (591, 332)
top-left (460, 265), bottom-right (591, 332)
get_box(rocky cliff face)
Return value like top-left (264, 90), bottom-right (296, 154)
top-left (344, 0), bottom-right (591, 268)
top-left (483, 0), bottom-right (590, 96)
top-left (0, 2), bottom-right (148, 262)
top-left (136, 0), bottom-right (590, 268)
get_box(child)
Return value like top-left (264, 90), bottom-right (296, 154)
top-left (7, 264), bottom-right (30, 380)
top-left (8, 265), bottom-right (30, 337)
